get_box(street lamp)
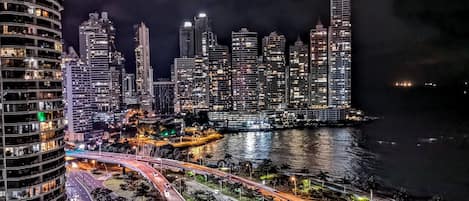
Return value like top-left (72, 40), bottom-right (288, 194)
top-left (156, 158), bottom-right (163, 173)
top-left (291, 176), bottom-right (297, 196)
top-left (246, 164), bottom-right (252, 179)
top-left (186, 151), bottom-right (192, 162)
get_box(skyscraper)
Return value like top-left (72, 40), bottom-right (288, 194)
top-left (262, 32), bottom-right (287, 110)
top-left (192, 56), bottom-right (209, 111)
top-left (0, 0), bottom-right (66, 200)
top-left (257, 58), bottom-right (267, 110)
top-left (232, 28), bottom-right (259, 111)
top-left (201, 31), bottom-right (217, 58)
top-left (63, 47), bottom-right (93, 142)
top-left (122, 70), bottom-right (137, 105)
top-left (208, 45), bottom-right (231, 111)
top-left (109, 51), bottom-right (125, 112)
top-left (289, 37), bottom-right (309, 108)
top-left (329, 0), bottom-right (352, 108)
top-left (310, 20), bottom-right (329, 108)
top-left (194, 12), bottom-right (211, 56)
top-left (79, 12), bottom-right (116, 113)
top-left (179, 21), bottom-right (195, 58)
top-left (134, 22), bottom-right (154, 112)
top-left (174, 58), bottom-right (195, 112)
top-left (153, 80), bottom-right (175, 115)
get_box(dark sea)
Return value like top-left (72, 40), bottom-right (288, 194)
top-left (190, 87), bottom-right (469, 200)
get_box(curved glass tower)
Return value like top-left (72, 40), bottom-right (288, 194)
top-left (0, 0), bottom-right (66, 200)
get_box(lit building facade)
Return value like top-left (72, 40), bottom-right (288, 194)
top-left (257, 59), bottom-right (267, 110)
top-left (231, 28), bottom-right (259, 111)
top-left (63, 47), bottom-right (92, 142)
top-left (79, 12), bottom-right (116, 113)
top-left (329, 0), bottom-right (352, 108)
top-left (0, 0), bottom-right (66, 200)
top-left (262, 32), bottom-right (287, 110)
top-left (192, 56), bottom-right (209, 111)
top-left (109, 51), bottom-right (124, 112)
top-left (153, 80), bottom-right (175, 115)
top-left (208, 45), bottom-right (231, 111)
top-left (179, 21), bottom-right (195, 58)
top-left (134, 22), bottom-right (154, 111)
top-left (174, 58), bottom-right (195, 112)
top-left (194, 13), bottom-right (211, 56)
top-left (288, 37), bottom-right (309, 108)
top-left (310, 21), bottom-right (329, 108)
top-left (122, 70), bottom-right (137, 105)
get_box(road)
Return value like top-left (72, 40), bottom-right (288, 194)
top-left (67, 151), bottom-right (306, 201)
top-left (66, 170), bottom-right (93, 201)
top-left (66, 151), bottom-right (185, 201)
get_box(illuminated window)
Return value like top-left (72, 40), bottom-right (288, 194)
top-left (35, 8), bottom-right (41, 16)
top-left (37, 112), bottom-right (46, 122)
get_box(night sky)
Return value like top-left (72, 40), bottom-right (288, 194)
top-left (62, 0), bottom-right (469, 94)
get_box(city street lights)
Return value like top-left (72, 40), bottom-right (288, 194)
top-left (158, 158), bottom-right (163, 173)
top-left (246, 164), bottom-right (252, 179)
top-left (291, 176), bottom-right (297, 196)
top-left (186, 151), bottom-right (192, 162)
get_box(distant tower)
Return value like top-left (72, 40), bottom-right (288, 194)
top-left (194, 12), bottom-right (211, 56)
top-left (79, 12), bottom-right (118, 113)
top-left (179, 21), bottom-right (195, 57)
top-left (289, 37), bottom-right (309, 108)
top-left (174, 58), bottom-right (196, 112)
top-left (262, 32), bottom-right (287, 110)
top-left (208, 45), bottom-right (232, 111)
top-left (153, 80), bottom-right (175, 115)
top-left (192, 56), bottom-right (210, 111)
top-left (329, 0), bottom-right (352, 108)
top-left (310, 20), bottom-right (329, 108)
top-left (231, 28), bottom-right (259, 111)
top-left (63, 47), bottom-right (93, 141)
top-left (134, 22), bottom-right (154, 111)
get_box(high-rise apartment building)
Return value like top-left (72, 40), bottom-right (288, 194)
top-left (134, 22), bottom-right (154, 112)
top-left (310, 20), bottom-right (329, 108)
top-left (63, 47), bottom-right (92, 142)
top-left (174, 58), bottom-right (195, 112)
top-left (0, 0), bottom-right (66, 200)
top-left (329, 0), bottom-right (352, 108)
top-left (122, 70), bottom-right (136, 105)
top-left (257, 58), bottom-right (267, 110)
top-left (208, 45), bottom-right (231, 111)
top-left (262, 32), bottom-right (286, 110)
top-left (288, 37), bottom-right (309, 108)
top-left (194, 13), bottom-right (211, 56)
top-left (192, 56), bottom-right (209, 111)
top-left (79, 12), bottom-right (117, 113)
top-left (231, 28), bottom-right (259, 111)
top-left (179, 21), bottom-right (195, 58)
top-left (109, 51), bottom-right (124, 111)
top-left (153, 80), bottom-right (175, 115)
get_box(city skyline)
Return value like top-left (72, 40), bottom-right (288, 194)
top-left (62, 0), bottom-right (469, 91)
top-left (1, 0), bottom-right (468, 200)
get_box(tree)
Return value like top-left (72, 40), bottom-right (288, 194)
top-left (91, 188), bottom-right (112, 201)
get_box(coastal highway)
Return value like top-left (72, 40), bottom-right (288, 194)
top-left (66, 151), bottom-right (185, 201)
top-left (66, 170), bottom-right (93, 201)
top-left (67, 151), bottom-right (307, 201)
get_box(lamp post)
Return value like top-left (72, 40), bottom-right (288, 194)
top-left (159, 158), bottom-right (163, 173)
top-left (246, 164), bottom-right (252, 179)
top-left (291, 176), bottom-right (297, 196)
